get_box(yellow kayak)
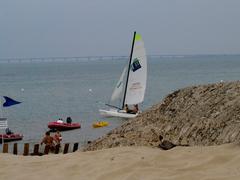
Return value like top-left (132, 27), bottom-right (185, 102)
top-left (92, 121), bottom-right (109, 128)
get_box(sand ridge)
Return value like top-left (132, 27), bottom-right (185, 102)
top-left (1, 143), bottom-right (240, 180)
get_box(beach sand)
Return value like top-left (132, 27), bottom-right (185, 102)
top-left (1, 144), bottom-right (240, 180)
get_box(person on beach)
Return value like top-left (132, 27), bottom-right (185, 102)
top-left (41, 131), bottom-right (55, 151)
top-left (53, 130), bottom-right (62, 145)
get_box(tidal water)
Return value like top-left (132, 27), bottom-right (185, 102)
top-left (0, 55), bottom-right (240, 149)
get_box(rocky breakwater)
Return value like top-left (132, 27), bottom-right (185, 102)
top-left (84, 81), bottom-right (240, 151)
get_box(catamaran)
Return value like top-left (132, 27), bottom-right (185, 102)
top-left (99, 31), bottom-right (147, 118)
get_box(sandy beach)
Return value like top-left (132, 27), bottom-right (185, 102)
top-left (1, 144), bottom-right (240, 180)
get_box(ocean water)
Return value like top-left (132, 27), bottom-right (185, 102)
top-left (0, 55), bottom-right (240, 149)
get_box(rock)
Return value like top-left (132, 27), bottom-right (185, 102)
top-left (158, 140), bottom-right (176, 150)
top-left (158, 135), bottom-right (176, 150)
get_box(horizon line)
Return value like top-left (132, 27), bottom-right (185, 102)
top-left (0, 53), bottom-right (240, 61)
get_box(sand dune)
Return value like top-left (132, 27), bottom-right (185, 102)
top-left (1, 144), bottom-right (240, 180)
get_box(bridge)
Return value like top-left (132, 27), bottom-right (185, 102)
top-left (0, 55), bottom-right (163, 63)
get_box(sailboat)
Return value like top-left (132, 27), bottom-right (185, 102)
top-left (99, 31), bottom-right (147, 118)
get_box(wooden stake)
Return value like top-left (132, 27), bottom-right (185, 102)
top-left (31, 144), bottom-right (39, 156)
top-left (23, 143), bottom-right (29, 156)
top-left (3, 143), bottom-right (8, 153)
top-left (63, 143), bottom-right (69, 154)
top-left (13, 143), bottom-right (18, 155)
top-left (44, 145), bottom-right (50, 155)
top-left (73, 143), bottom-right (79, 152)
top-left (55, 144), bottom-right (60, 154)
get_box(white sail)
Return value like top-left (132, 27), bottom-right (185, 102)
top-left (99, 32), bottom-right (147, 118)
top-left (111, 66), bottom-right (127, 101)
top-left (125, 33), bottom-right (147, 105)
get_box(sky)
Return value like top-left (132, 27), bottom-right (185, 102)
top-left (1, 0), bottom-right (240, 58)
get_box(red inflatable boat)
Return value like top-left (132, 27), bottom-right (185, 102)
top-left (48, 121), bottom-right (81, 131)
top-left (0, 134), bottom-right (23, 143)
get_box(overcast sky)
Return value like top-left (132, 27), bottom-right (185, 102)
top-left (1, 0), bottom-right (240, 58)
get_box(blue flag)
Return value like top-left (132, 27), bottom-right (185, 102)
top-left (3, 96), bottom-right (22, 107)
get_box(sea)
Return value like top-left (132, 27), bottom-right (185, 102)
top-left (0, 55), bottom-right (240, 150)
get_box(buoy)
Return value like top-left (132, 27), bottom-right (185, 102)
top-left (92, 121), bottom-right (109, 128)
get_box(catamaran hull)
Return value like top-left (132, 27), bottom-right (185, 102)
top-left (99, 109), bottom-right (137, 118)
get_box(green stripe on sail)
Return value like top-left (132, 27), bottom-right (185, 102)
top-left (135, 33), bottom-right (142, 41)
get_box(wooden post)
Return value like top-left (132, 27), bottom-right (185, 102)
top-left (3, 143), bottom-right (8, 153)
top-left (31, 144), bottom-right (39, 156)
top-left (44, 145), bottom-right (50, 155)
top-left (63, 143), bottom-right (69, 154)
top-left (73, 143), bottom-right (79, 152)
top-left (13, 143), bottom-right (18, 155)
top-left (55, 144), bottom-right (60, 154)
top-left (23, 143), bottom-right (29, 156)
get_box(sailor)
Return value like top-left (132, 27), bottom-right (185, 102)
top-left (57, 118), bottom-right (63, 123)
top-left (124, 104), bottom-right (129, 113)
top-left (133, 104), bottom-right (139, 113)
top-left (5, 128), bottom-right (13, 135)
top-left (66, 117), bottom-right (72, 124)
top-left (124, 104), bottom-right (138, 114)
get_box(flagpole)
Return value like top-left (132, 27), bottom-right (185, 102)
top-left (0, 98), bottom-right (3, 119)
top-left (0, 98), bottom-right (3, 145)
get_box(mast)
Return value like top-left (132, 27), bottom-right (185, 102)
top-left (122, 31), bottom-right (136, 109)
